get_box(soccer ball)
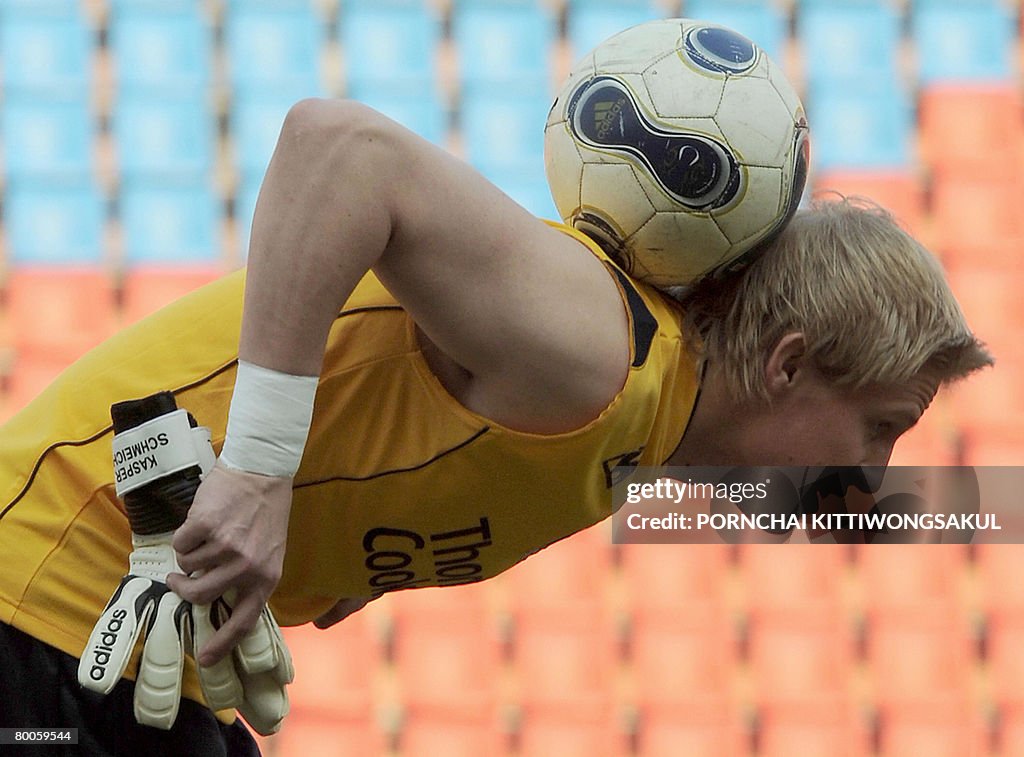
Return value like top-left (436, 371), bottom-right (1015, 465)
top-left (544, 19), bottom-right (810, 287)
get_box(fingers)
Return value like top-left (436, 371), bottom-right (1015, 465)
top-left (313, 597), bottom-right (372, 629)
top-left (195, 591), bottom-right (266, 667)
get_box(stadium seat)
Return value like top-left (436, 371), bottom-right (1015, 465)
top-left (736, 544), bottom-right (847, 610)
top-left (807, 84), bottom-right (913, 169)
top-left (566, 0), bottom-right (666, 60)
top-left (399, 707), bottom-right (508, 757)
top-left (746, 606), bottom-right (855, 703)
top-left (283, 618), bottom-right (381, 719)
top-left (345, 86), bottom-right (447, 145)
top-left (930, 174), bottom-right (1024, 251)
top-left (113, 94), bottom-right (215, 181)
top-left (985, 609), bottom-right (1024, 706)
top-left (223, 0), bottom-right (324, 95)
top-left (119, 182), bottom-right (220, 264)
top-left (5, 267), bottom-right (117, 360)
top-left (811, 170), bottom-right (925, 237)
top-left (629, 603), bottom-right (738, 705)
top-left (918, 84), bottom-right (1024, 178)
top-left (461, 90), bottom-right (551, 170)
top-left (4, 183), bottom-right (105, 265)
top-left (855, 545), bottom-right (969, 610)
top-left (684, 0), bottom-right (786, 64)
top-left (108, 0), bottom-right (211, 95)
top-left (864, 604), bottom-right (974, 705)
top-left (340, 0), bottom-right (440, 91)
top-left (516, 704), bottom-right (628, 757)
top-left (798, 0), bottom-right (901, 88)
top-left (272, 711), bottom-right (389, 757)
top-left (978, 544), bottom-right (1024, 613)
top-left (755, 698), bottom-right (869, 757)
top-left (479, 166), bottom-right (560, 220)
top-left (912, 0), bottom-right (1016, 83)
top-left (501, 523), bottom-right (614, 612)
top-left (391, 612), bottom-right (503, 714)
top-left (230, 92), bottom-right (296, 177)
top-left (619, 543), bottom-right (731, 611)
top-left (120, 265), bottom-right (223, 325)
top-left (636, 698), bottom-right (748, 757)
top-left (0, 1), bottom-right (91, 94)
top-left (997, 703), bottom-right (1024, 756)
top-left (510, 605), bottom-right (618, 710)
top-left (452, 0), bottom-right (556, 91)
top-left (1, 95), bottom-right (94, 181)
top-left (875, 698), bottom-right (988, 757)
top-left (6, 353), bottom-right (75, 413)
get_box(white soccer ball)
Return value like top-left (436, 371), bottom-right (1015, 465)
top-left (544, 19), bottom-right (810, 287)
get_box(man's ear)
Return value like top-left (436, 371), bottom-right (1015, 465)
top-left (765, 332), bottom-right (807, 395)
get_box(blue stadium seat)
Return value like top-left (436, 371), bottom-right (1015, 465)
top-left (340, 0), bottom-right (440, 91)
top-left (108, 1), bottom-right (211, 95)
top-left (566, 0), bottom-right (665, 59)
top-left (452, 0), bottom-right (556, 91)
top-left (234, 174), bottom-right (262, 259)
top-left (0, 1), bottom-right (91, 94)
top-left (685, 0), bottom-right (786, 65)
top-left (1, 95), bottom-right (94, 181)
top-left (483, 166), bottom-right (559, 219)
top-left (120, 183), bottom-right (220, 263)
top-left (460, 90), bottom-right (551, 172)
top-left (799, 0), bottom-right (900, 86)
top-left (230, 92), bottom-right (295, 177)
top-left (223, 0), bottom-right (324, 95)
top-left (808, 84), bottom-right (913, 169)
top-left (912, 0), bottom-right (1015, 83)
top-left (346, 86), bottom-right (448, 144)
top-left (4, 182), bottom-right (105, 264)
top-left (113, 94), bottom-right (215, 182)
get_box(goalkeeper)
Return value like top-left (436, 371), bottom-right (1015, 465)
top-left (0, 100), bottom-right (991, 753)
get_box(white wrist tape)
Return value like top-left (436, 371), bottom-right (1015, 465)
top-left (220, 360), bottom-right (318, 478)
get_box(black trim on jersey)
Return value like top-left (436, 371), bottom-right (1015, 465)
top-left (0, 304), bottom-right (406, 522)
top-left (294, 425), bottom-right (491, 488)
top-left (607, 265), bottom-right (658, 368)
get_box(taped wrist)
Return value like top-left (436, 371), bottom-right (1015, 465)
top-left (219, 360), bottom-right (318, 478)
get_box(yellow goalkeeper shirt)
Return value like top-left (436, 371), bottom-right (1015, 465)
top-left (0, 223), bottom-right (698, 703)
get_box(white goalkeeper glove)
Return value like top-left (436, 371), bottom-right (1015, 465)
top-left (77, 393), bottom-right (293, 734)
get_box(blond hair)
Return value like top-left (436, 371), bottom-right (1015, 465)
top-left (676, 196), bottom-right (993, 401)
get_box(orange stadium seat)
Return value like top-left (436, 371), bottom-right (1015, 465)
top-left (855, 545), bottom-right (969, 610)
top-left (755, 698), bottom-right (869, 757)
top-left (121, 265), bottom-right (223, 325)
top-left (272, 711), bottom-right (389, 757)
top-left (618, 543), bottom-right (731, 611)
top-left (918, 85), bottom-right (1024, 179)
top-left (4, 267), bottom-right (117, 360)
top-left (501, 522), bottom-right (614, 612)
top-left (387, 580), bottom-right (493, 627)
top-left (864, 605), bottom-right (975, 706)
top-left (283, 617), bottom-right (382, 720)
top-left (746, 606), bottom-right (855, 704)
top-left (628, 602), bottom-right (738, 706)
top-left (5, 353), bottom-right (70, 411)
top-left (984, 609), bottom-right (1024, 706)
top-left (812, 170), bottom-right (925, 237)
top-left (399, 707), bottom-right (508, 757)
top-left (875, 699), bottom-right (988, 757)
top-left (736, 544), bottom-right (847, 611)
top-left (977, 545), bottom-right (1024, 612)
top-left (997, 702), bottom-right (1024, 756)
top-left (930, 174), bottom-right (1024, 253)
top-left (510, 605), bottom-right (618, 711)
top-left (636, 698), bottom-right (748, 757)
top-left (516, 703), bottom-right (628, 757)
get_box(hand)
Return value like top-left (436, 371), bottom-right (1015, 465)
top-left (192, 597), bottom-right (294, 735)
top-left (78, 533), bottom-right (192, 730)
top-left (313, 597), bottom-right (374, 629)
top-left (166, 462), bottom-right (292, 667)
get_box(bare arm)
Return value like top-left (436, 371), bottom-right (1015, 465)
top-left (169, 99), bottom-right (629, 662)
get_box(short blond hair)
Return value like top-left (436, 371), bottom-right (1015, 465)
top-left (677, 196), bottom-right (993, 401)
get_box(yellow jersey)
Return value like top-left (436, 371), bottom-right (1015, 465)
top-left (0, 223), bottom-right (698, 704)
